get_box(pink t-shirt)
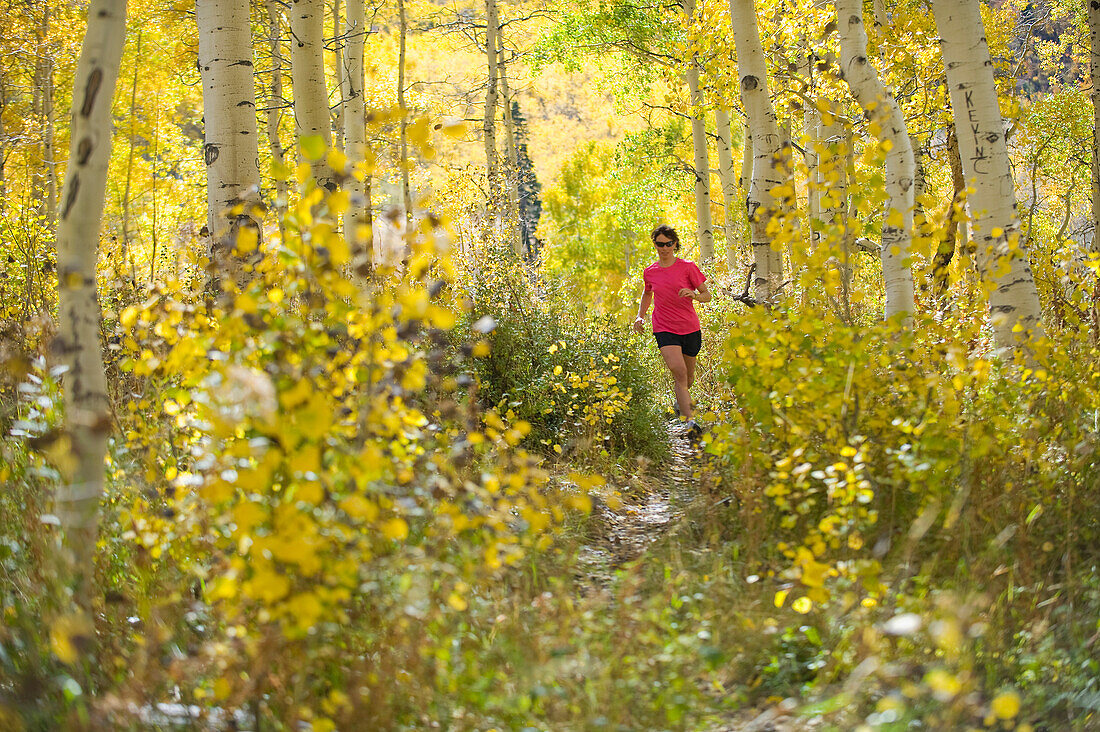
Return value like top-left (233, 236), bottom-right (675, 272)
top-left (643, 258), bottom-right (706, 334)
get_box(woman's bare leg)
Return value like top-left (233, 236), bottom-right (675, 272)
top-left (659, 345), bottom-right (692, 420)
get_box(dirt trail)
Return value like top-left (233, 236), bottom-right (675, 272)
top-left (576, 422), bottom-right (697, 586)
top-left (579, 423), bottom-right (820, 731)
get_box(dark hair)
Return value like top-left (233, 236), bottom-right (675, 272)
top-left (650, 225), bottom-right (680, 251)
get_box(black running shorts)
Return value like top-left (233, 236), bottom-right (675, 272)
top-left (653, 330), bottom-right (702, 357)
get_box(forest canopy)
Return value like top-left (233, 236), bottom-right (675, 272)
top-left (1, 0), bottom-right (1099, 729)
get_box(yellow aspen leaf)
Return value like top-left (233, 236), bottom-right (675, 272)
top-left (233, 501), bottom-right (266, 534)
top-left (328, 189), bottom-right (350, 215)
top-left (990, 691), bottom-right (1020, 719)
top-left (289, 445), bottom-right (322, 475)
top-left (340, 495), bottom-right (379, 522)
top-left (300, 135), bottom-right (327, 161)
top-left (280, 379), bottom-right (312, 409)
top-left (235, 293), bottom-right (258, 315)
top-left (447, 592), bottom-right (468, 611)
top-left (248, 569), bottom-right (291, 603)
top-left (382, 517), bottom-right (409, 541)
top-left (326, 149), bottom-right (348, 174)
top-left (924, 669), bottom-right (961, 699)
top-left (235, 226), bottom-right (258, 254)
top-left (791, 597), bottom-right (812, 614)
top-left (880, 138), bottom-right (893, 152)
top-left (774, 589), bottom-right (789, 608)
top-left (297, 482), bottom-right (323, 505)
top-left (271, 160), bottom-right (294, 181)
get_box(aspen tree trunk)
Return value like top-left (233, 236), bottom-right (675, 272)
top-left (1089, 0), bottom-right (1100, 253)
top-left (54, 0), bottom-right (127, 601)
top-left (398, 0), bottom-right (411, 228)
top-left (484, 0), bottom-right (500, 207)
top-left (198, 0), bottom-right (261, 280)
top-left (802, 46), bottom-right (823, 254)
top-left (714, 108), bottom-right (739, 269)
top-left (837, 0), bottom-right (915, 325)
top-left (289, 0), bottom-right (335, 190)
top-left (499, 49), bottom-right (524, 257)
top-left (933, 122), bottom-right (965, 298)
top-left (816, 113), bottom-right (854, 301)
top-left (333, 0), bottom-right (345, 151)
top-left (41, 1), bottom-right (57, 220)
top-left (344, 0), bottom-right (370, 268)
top-left (932, 0), bottom-right (1045, 349)
top-left (730, 0), bottom-right (785, 302)
top-left (121, 30), bottom-right (141, 269)
top-left (265, 0), bottom-right (290, 240)
top-left (684, 0), bottom-right (714, 262)
top-left (738, 121), bottom-right (753, 267)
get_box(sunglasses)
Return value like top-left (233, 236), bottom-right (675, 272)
top-left (654, 239), bottom-right (676, 247)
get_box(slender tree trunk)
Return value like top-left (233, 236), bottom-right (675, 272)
top-left (685, 0), bottom-right (714, 263)
top-left (198, 0), bottom-right (261, 282)
top-left (932, 0), bottom-right (1045, 350)
top-left (332, 0), bottom-right (345, 151)
top-left (54, 0), bottom-right (127, 603)
top-left (289, 0), bottom-right (335, 190)
top-left (397, 0), bottom-right (411, 229)
top-left (933, 122), bottom-right (965, 299)
top-left (730, 0), bottom-right (786, 302)
top-left (714, 108), bottom-right (738, 269)
top-left (499, 48), bottom-right (524, 257)
top-left (484, 0), bottom-right (500, 209)
top-left (122, 30), bottom-right (141, 273)
top-left (837, 0), bottom-right (915, 325)
top-left (1089, 0), bottom-right (1100, 253)
top-left (344, 0), bottom-right (370, 269)
top-left (265, 0), bottom-right (290, 237)
top-left (802, 45), bottom-right (822, 254)
top-left (41, 1), bottom-right (57, 220)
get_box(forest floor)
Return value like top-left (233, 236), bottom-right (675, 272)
top-left (578, 422), bottom-right (822, 732)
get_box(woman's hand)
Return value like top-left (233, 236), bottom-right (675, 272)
top-left (633, 315), bottom-right (646, 334)
top-left (678, 288), bottom-right (696, 299)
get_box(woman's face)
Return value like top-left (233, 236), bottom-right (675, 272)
top-left (654, 234), bottom-right (677, 262)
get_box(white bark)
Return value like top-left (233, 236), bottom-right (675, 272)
top-left (197, 0), bottom-right (261, 271)
top-left (685, 0), bottom-right (714, 263)
top-left (822, 114), bottom-right (853, 297)
top-left (730, 0), bottom-right (785, 302)
top-left (344, 0), bottom-right (370, 265)
top-left (54, 0), bottom-right (127, 598)
top-left (715, 108), bottom-right (739, 269)
top-left (1090, 0), bottom-right (1100, 253)
top-left (289, 0), bottom-right (334, 189)
top-left (499, 47), bottom-right (524, 257)
top-left (802, 47), bottom-right (822, 253)
top-left (484, 0), bottom-right (500, 204)
top-left (932, 0), bottom-right (1045, 349)
top-left (265, 0), bottom-right (290, 238)
top-left (397, 0), bottom-right (411, 227)
top-left (837, 0), bottom-right (915, 325)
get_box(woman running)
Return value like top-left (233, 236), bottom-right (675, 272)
top-left (632, 225), bottom-right (711, 435)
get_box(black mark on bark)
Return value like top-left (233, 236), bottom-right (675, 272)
top-left (80, 69), bottom-right (102, 117)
